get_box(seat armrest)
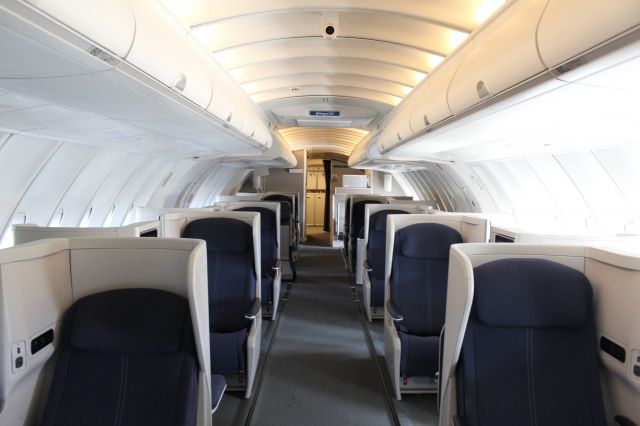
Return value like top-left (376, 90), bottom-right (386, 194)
top-left (615, 416), bottom-right (638, 426)
top-left (386, 301), bottom-right (403, 322)
top-left (363, 259), bottom-right (373, 272)
top-left (272, 259), bottom-right (281, 272)
top-left (244, 298), bottom-right (261, 320)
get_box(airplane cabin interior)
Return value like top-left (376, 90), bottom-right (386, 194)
top-left (0, 0), bottom-right (639, 425)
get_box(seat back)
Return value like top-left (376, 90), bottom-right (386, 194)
top-left (42, 289), bottom-right (198, 426)
top-left (456, 258), bottom-right (606, 426)
top-left (367, 209), bottom-right (409, 281)
top-left (350, 199), bottom-right (382, 241)
top-left (390, 223), bottom-right (462, 335)
top-left (182, 218), bottom-right (256, 333)
top-left (234, 207), bottom-right (277, 276)
top-left (263, 194), bottom-right (292, 225)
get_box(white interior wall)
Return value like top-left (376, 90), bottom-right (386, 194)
top-left (0, 131), bottom-right (250, 247)
top-left (395, 141), bottom-right (640, 235)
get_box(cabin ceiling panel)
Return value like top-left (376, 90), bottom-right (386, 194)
top-left (216, 39), bottom-right (439, 73)
top-left (160, 0), bottom-right (506, 155)
top-left (279, 127), bottom-right (368, 155)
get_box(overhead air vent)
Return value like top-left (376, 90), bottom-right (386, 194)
top-left (423, 115), bottom-right (431, 127)
top-left (289, 87), bottom-right (300, 93)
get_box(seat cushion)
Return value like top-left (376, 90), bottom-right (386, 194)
top-left (42, 289), bottom-right (198, 426)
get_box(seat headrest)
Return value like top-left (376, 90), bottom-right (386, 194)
top-left (263, 194), bottom-right (291, 204)
top-left (234, 207), bottom-right (276, 230)
top-left (69, 289), bottom-right (189, 354)
top-left (397, 223), bottom-right (462, 259)
top-left (473, 258), bottom-right (591, 328)
top-left (372, 210), bottom-right (409, 232)
top-left (183, 217), bottom-right (252, 253)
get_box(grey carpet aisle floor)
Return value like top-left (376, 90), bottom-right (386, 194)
top-left (212, 244), bottom-right (438, 426)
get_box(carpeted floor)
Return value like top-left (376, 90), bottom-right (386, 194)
top-left (212, 244), bottom-right (438, 426)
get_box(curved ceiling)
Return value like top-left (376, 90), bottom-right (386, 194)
top-left (278, 127), bottom-right (369, 156)
top-left (160, 0), bottom-right (506, 155)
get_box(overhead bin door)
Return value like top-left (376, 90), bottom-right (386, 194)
top-left (447, 0), bottom-right (548, 115)
top-left (24, 0), bottom-right (135, 58)
top-left (538, 0), bottom-right (640, 72)
top-left (126, 0), bottom-right (212, 108)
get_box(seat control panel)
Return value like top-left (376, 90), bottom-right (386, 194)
top-left (600, 336), bottom-right (626, 363)
top-left (11, 341), bottom-right (26, 373)
top-left (31, 329), bottom-right (54, 355)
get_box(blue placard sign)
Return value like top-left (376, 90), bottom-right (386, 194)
top-left (309, 110), bottom-right (340, 117)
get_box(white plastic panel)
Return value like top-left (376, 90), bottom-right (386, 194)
top-left (25, 0), bottom-right (135, 58)
top-left (126, 0), bottom-right (212, 108)
top-left (448, 0), bottom-right (547, 114)
top-left (57, 150), bottom-right (125, 226)
top-left (538, 0), bottom-right (640, 69)
top-left (14, 143), bottom-right (96, 227)
top-left (0, 135), bottom-right (58, 240)
top-left (0, 3), bottom-right (113, 78)
top-left (87, 154), bottom-right (145, 226)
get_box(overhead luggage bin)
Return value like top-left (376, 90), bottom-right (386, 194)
top-left (0, 237), bottom-right (214, 426)
top-left (23, 0), bottom-right (135, 59)
top-left (447, 0), bottom-right (547, 115)
top-left (538, 0), bottom-right (640, 73)
top-left (126, 0), bottom-right (212, 108)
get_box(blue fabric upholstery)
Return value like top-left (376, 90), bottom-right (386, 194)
top-left (42, 289), bottom-right (198, 426)
top-left (456, 258), bottom-right (606, 426)
top-left (349, 199), bottom-right (382, 267)
top-left (234, 207), bottom-right (278, 304)
top-left (390, 223), bottom-right (462, 377)
top-left (263, 194), bottom-right (291, 225)
top-left (182, 218), bottom-right (256, 376)
top-left (366, 210), bottom-right (409, 306)
top-left (343, 197), bottom-right (351, 254)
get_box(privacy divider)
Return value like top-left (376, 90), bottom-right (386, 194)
top-left (0, 237), bottom-right (212, 426)
top-left (383, 214), bottom-right (490, 399)
top-left (132, 206), bottom-right (217, 222)
top-left (12, 220), bottom-right (160, 244)
top-left (440, 243), bottom-right (640, 426)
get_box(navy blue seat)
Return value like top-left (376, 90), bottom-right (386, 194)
top-left (455, 259), bottom-right (606, 426)
top-left (349, 199), bottom-right (382, 268)
top-left (234, 207), bottom-right (278, 305)
top-left (366, 209), bottom-right (408, 307)
top-left (343, 197), bottom-right (352, 255)
top-left (182, 218), bottom-right (259, 376)
top-left (263, 194), bottom-right (296, 280)
top-left (389, 223), bottom-right (462, 378)
top-left (42, 289), bottom-right (198, 426)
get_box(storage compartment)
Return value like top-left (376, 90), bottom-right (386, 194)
top-left (448, 0), bottom-right (547, 115)
top-left (538, 0), bottom-right (640, 71)
top-left (127, 0), bottom-right (212, 108)
top-left (25, 0), bottom-right (135, 58)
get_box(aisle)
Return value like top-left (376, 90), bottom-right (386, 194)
top-left (248, 245), bottom-right (394, 425)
